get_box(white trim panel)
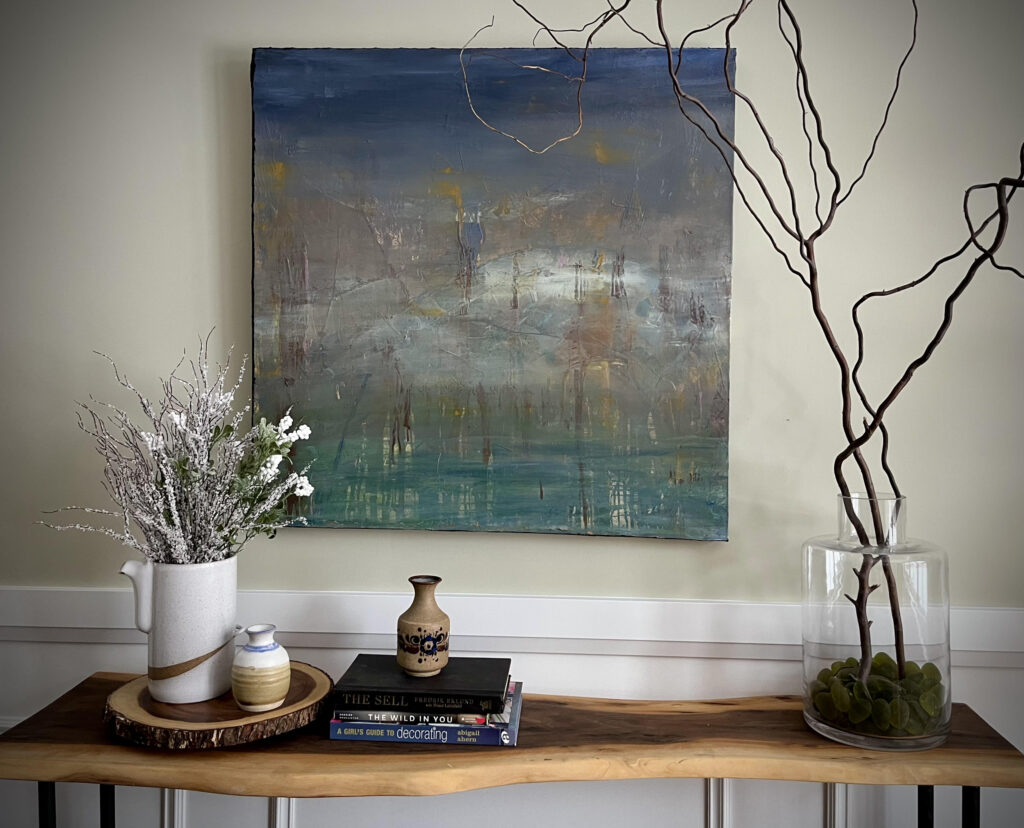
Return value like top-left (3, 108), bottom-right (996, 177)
top-left (0, 588), bottom-right (1021, 664)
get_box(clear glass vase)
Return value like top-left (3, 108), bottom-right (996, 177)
top-left (802, 494), bottom-right (950, 750)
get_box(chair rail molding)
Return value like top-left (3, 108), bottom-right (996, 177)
top-left (0, 587), bottom-right (1021, 666)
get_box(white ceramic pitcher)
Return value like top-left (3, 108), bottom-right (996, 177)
top-left (120, 556), bottom-right (238, 703)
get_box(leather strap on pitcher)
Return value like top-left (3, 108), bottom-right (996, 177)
top-left (148, 635), bottom-right (235, 682)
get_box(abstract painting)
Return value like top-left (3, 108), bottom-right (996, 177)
top-left (252, 47), bottom-right (734, 539)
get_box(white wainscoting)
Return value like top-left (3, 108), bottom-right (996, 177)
top-left (1, 588), bottom-right (1022, 828)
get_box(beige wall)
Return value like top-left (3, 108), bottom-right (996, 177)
top-left (2, 0), bottom-right (1021, 605)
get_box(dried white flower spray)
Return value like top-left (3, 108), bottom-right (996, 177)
top-left (43, 337), bottom-right (314, 564)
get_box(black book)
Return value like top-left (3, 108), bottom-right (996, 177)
top-left (332, 654), bottom-right (512, 714)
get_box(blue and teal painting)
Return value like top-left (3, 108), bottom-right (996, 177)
top-left (252, 47), bottom-right (734, 539)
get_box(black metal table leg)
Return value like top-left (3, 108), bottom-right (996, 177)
top-left (99, 784), bottom-right (116, 828)
top-left (962, 786), bottom-right (980, 828)
top-left (917, 785), bottom-right (934, 828)
top-left (37, 781), bottom-right (56, 828)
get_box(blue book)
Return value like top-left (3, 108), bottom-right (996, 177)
top-left (330, 682), bottom-right (523, 746)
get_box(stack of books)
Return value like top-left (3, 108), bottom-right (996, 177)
top-left (329, 654), bottom-right (523, 746)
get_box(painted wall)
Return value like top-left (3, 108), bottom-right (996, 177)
top-left (1, 0), bottom-right (1022, 606)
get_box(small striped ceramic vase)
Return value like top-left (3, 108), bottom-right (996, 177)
top-left (231, 624), bottom-right (291, 712)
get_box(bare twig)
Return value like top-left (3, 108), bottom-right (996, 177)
top-left (778, 1), bottom-right (843, 244)
top-left (459, 1), bottom-right (631, 156)
top-left (837, 0), bottom-right (919, 209)
top-left (849, 157), bottom-right (1022, 498)
top-left (776, 2), bottom-right (824, 227)
top-left (845, 551), bottom-right (880, 683)
top-left (465, 2), bottom-right (1023, 677)
top-left (835, 163), bottom-right (1024, 485)
top-left (655, 2), bottom-right (811, 285)
top-left (722, 1), bottom-right (807, 240)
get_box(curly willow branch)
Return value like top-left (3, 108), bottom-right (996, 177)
top-left (459, 1), bottom-right (629, 156)
top-left (849, 148), bottom-right (1024, 490)
top-left (462, 2), bottom-right (1021, 546)
top-left (836, 160), bottom-right (1024, 488)
top-left (837, 0), bottom-right (919, 210)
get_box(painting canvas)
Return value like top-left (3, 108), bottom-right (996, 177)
top-left (252, 47), bottom-right (734, 539)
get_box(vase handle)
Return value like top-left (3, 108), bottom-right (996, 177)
top-left (120, 559), bottom-right (153, 634)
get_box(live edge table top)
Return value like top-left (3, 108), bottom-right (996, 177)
top-left (1, 673), bottom-right (1023, 799)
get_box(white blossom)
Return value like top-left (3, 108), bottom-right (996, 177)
top-left (43, 340), bottom-right (315, 564)
top-left (141, 432), bottom-right (163, 453)
top-left (257, 454), bottom-right (284, 483)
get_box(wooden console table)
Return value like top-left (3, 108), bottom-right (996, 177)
top-left (2, 672), bottom-right (1023, 827)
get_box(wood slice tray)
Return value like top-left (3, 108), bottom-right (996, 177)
top-left (104, 661), bottom-right (332, 750)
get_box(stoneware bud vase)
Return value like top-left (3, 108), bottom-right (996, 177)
top-left (231, 624), bottom-right (292, 712)
top-left (120, 556), bottom-right (238, 704)
top-left (397, 575), bottom-right (450, 677)
top-left (802, 494), bottom-right (951, 751)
